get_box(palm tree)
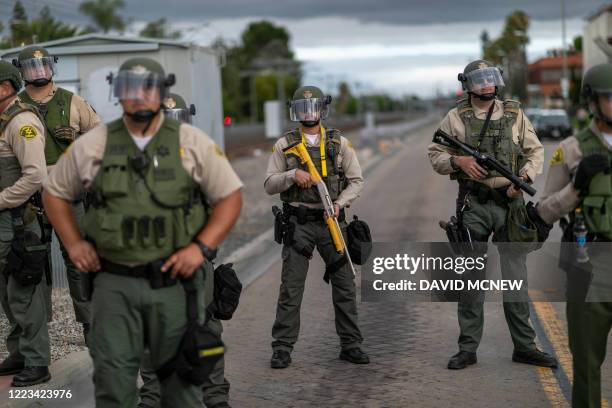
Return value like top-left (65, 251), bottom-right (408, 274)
top-left (79, 0), bottom-right (126, 33)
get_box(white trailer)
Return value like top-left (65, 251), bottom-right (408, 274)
top-left (1, 34), bottom-right (225, 148)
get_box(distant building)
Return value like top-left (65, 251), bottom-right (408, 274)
top-left (527, 52), bottom-right (583, 108)
top-left (584, 4), bottom-right (612, 72)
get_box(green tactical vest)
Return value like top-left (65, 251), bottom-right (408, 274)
top-left (0, 101), bottom-right (42, 192)
top-left (82, 118), bottom-right (208, 265)
top-left (455, 98), bottom-right (524, 180)
top-left (576, 127), bottom-right (612, 240)
top-left (19, 87), bottom-right (73, 166)
top-left (280, 128), bottom-right (347, 204)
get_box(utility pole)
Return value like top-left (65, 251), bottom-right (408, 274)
top-left (561, 0), bottom-right (569, 109)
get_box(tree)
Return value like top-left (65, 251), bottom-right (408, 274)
top-left (573, 35), bottom-right (583, 52)
top-left (1, 2), bottom-right (79, 49)
top-left (219, 21), bottom-right (301, 123)
top-left (480, 30), bottom-right (490, 57)
top-left (79, 0), bottom-right (126, 33)
top-left (482, 10), bottom-right (530, 101)
top-left (240, 20), bottom-right (293, 61)
top-left (139, 18), bottom-right (181, 39)
top-left (9, 0), bottom-right (29, 45)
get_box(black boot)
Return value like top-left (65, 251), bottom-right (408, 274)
top-left (270, 350), bottom-right (291, 369)
top-left (447, 351), bottom-right (477, 369)
top-left (339, 347), bottom-right (370, 364)
top-left (0, 359), bottom-right (24, 376)
top-left (512, 349), bottom-right (558, 368)
top-left (11, 366), bottom-right (51, 386)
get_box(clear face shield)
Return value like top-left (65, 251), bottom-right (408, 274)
top-left (19, 57), bottom-right (56, 82)
top-left (289, 98), bottom-right (329, 122)
top-left (112, 71), bottom-right (165, 104)
top-left (465, 67), bottom-right (505, 94)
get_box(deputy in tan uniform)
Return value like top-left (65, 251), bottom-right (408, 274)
top-left (533, 63), bottom-right (612, 408)
top-left (13, 45), bottom-right (100, 337)
top-left (428, 59), bottom-right (557, 370)
top-left (266, 85), bottom-right (368, 369)
top-left (43, 58), bottom-right (242, 407)
top-left (0, 60), bottom-right (51, 386)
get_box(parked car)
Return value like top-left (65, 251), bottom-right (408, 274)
top-left (532, 109), bottom-right (573, 139)
top-left (525, 108), bottom-right (543, 124)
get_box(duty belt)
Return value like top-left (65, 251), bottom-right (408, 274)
top-left (282, 202), bottom-right (346, 224)
top-left (101, 258), bottom-right (177, 289)
top-left (459, 180), bottom-right (512, 206)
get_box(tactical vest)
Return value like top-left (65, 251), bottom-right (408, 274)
top-left (19, 87), bottom-right (73, 165)
top-left (0, 101), bottom-right (42, 192)
top-left (455, 98), bottom-right (524, 180)
top-left (576, 127), bottom-right (612, 240)
top-left (82, 118), bottom-right (208, 265)
top-left (280, 128), bottom-right (347, 204)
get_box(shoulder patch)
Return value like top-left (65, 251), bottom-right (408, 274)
top-left (549, 146), bottom-right (564, 166)
top-left (214, 144), bottom-right (225, 157)
top-left (18, 124), bottom-right (38, 140)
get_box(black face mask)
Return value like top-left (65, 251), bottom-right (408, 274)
top-left (27, 78), bottom-right (52, 88)
top-left (125, 109), bottom-right (159, 123)
top-left (470, 91), bottom-right (497, 101)
top-left (300, 119), bottom-right (320, 128)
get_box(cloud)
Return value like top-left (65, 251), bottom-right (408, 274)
top-left (117, 0), bottom-right (608, 25)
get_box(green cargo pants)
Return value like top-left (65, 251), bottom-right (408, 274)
top-left (567, 301), bottom-right (612, 408)
top-left (139, 318), bottom-right (230, 408)
top-left (138, 262), bottom-right (230, 408)
top-left (41, 201), bottom-right (90, 324)
top-left (0, 210), bottom-right (50, 367)
top-left (271, 215), bottom-right (363, 353)
top-left (60, 202), bottom-right (90, 324)
top-left (90, 262), bottom-right (212, 408)
top-left (457, 196), bottom-right (537, 353)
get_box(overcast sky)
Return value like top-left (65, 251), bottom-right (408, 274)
top-left (3, 0), bottom-right (609, 96)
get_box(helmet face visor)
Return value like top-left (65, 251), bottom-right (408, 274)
top-left (163, 108), bottom-right (192, 124)
top-left (19, 57), bottom-right (56, 81)
top-left (113, 71), bottom-right (165, 103)
top-left (289, 98), bottom-right (329, 122)
top-left (465, 67), bottom-right (504, 93)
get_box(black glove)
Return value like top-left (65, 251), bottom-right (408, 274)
top-left (573, 154), bottom-right (610, 193)
top-left (526, 202), bottom-right (552, 242)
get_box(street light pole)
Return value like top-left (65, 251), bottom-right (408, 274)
top-left (561, 0), bottom-right (569, 109)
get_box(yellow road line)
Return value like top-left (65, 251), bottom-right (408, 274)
top-left (532, 299), bottom-right (611, 408)
top-left (533, 301), bottom-right (574, 382)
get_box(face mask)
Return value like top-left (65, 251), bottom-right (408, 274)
top-left (471, 91), bottom-right (496, 101)
top-left (300, 119), bottom-right (320, 128)
top-left (27, 78), bottom-right (52, 87)
top-left (125, 109), bottom-right (158, 123)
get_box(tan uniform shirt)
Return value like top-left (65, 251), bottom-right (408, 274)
top-left (0, 100), bottom-right (47, 210)
top-left (427, 99), bottom-right (544, 188)
top-left (264, 130), bottom-right (364, 209)
top-left (43, 115), bottom-right (243, 204)
top-left (537, 121), bottom-right (611, 225)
